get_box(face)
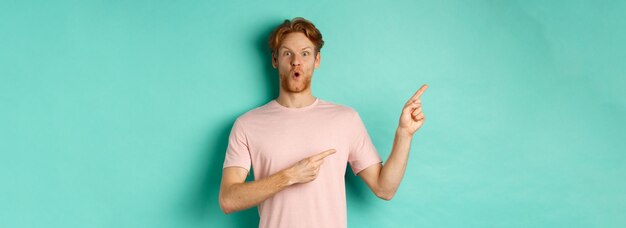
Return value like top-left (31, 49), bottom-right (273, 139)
top-left (272, 32), bottom-right (321, 94)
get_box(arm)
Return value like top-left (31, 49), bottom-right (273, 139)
top-left (219, 149), bottom-right (336, 214)
top-left (358, 84), bottom-right (428, 200)
top-left (219, 167), bottom-right (291, 214)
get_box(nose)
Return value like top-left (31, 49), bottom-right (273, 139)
top-left (290, 55), bottom-right (301, 67)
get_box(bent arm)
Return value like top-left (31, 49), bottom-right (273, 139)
top-left (219, 167), bottom-right (292, 214)
top-left (219, 149), bottom-right (335, 214)
top-left (359, 84), bottom-right (427, 200)
top-left (358, 129), bottom-right (412, 200)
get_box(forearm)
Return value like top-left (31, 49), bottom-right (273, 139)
top-left (220, 169), bottom-right (293, 214)
top-left (378, 128), bottom-right (413, 197)
top-left (220, 149), bottom-right (335, 214)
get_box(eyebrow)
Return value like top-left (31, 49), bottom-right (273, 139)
top-left (279, 47), bottom-right (313, 51)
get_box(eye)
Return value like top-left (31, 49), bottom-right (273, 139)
top-left (303, 51), bottom-right (309, 56)
top-left (283, 51), bottom-right (291, 56)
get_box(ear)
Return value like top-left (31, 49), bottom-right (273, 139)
top-left (271, 53), bottom-right (278, 69)
top-left (314, 52), bottom-right (321, 69)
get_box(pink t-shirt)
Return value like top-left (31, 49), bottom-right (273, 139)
top-left (223, 98), bottom-right (382, 228)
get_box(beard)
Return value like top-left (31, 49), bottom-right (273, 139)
top-left (280, 72), bottom-right (312, 93)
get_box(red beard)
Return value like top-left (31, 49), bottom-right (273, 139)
top-left (280, 72), bottom-right (311, 93)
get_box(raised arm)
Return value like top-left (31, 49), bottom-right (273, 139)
top-left (219, 149), bottom-right (336, 213)
top-left (358, 84), bottom-right (428, 200)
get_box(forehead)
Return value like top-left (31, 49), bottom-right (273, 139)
top-left (279, 32), bottom-right (314, 50)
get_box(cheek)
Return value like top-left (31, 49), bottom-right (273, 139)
top-left (305, 58), bottom-right (317, 67)
top-left (279, 65), bottom-right (291, 74)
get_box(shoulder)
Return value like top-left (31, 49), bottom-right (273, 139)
top-left (231, 101), bottom-right (274, 126)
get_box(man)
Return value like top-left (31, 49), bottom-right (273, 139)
top-left (219, 17), bottom-right (427, 228)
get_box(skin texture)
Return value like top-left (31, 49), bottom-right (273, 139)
top-left (219, 31), bottom-right (427, 214)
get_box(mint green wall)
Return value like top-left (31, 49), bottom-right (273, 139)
top-left (1, 0), bottom-right (625, 227)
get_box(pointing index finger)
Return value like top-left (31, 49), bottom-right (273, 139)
top-left (310, 149), bottom-right (336, 161)
top-left (409, 84), bottom-right (429, 101)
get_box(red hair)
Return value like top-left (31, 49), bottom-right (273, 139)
top-left (268, 17), bottom-right (324, 56)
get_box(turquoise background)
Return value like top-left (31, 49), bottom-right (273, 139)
top-left (1, 0), bottom-right (625, 227)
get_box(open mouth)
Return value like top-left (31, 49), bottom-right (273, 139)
top-left (292, 70), bottom-right (302, 78)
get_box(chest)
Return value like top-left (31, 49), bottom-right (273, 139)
top-left (246, 114), bottom-right (352, 175)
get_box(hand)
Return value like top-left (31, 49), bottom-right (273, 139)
top-left (398, 84), bottom-right (428, 136)
top-left (285, 149), bottom-right (336, 185)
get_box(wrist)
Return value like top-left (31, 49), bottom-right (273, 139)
top-left (280, 168), bottom-right (296, 186)
top-left (396, 128), bottom-right (413, 138)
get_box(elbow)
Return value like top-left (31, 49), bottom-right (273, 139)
top-left (219, 195), bottom-right (236, 214)
top-left (220, 205), bottom-right (235, 214)
top-left (374, 186), bottom-right (397, 201)
top-left (375, 189), bottom-right (396, 201)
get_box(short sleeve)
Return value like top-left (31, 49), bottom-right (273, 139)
top-left (223, 118), bottom-right (251, 172)
top-left (348, 112), bottom-right (382, 175)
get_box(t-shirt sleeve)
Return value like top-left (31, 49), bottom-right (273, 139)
top-left (348, 111), bottom-right (382, 175)
top-left (223, 118), bottom-right (251, 172)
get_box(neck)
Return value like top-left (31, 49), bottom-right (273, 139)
top-left (276, 90), bottom-right (316, 108)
